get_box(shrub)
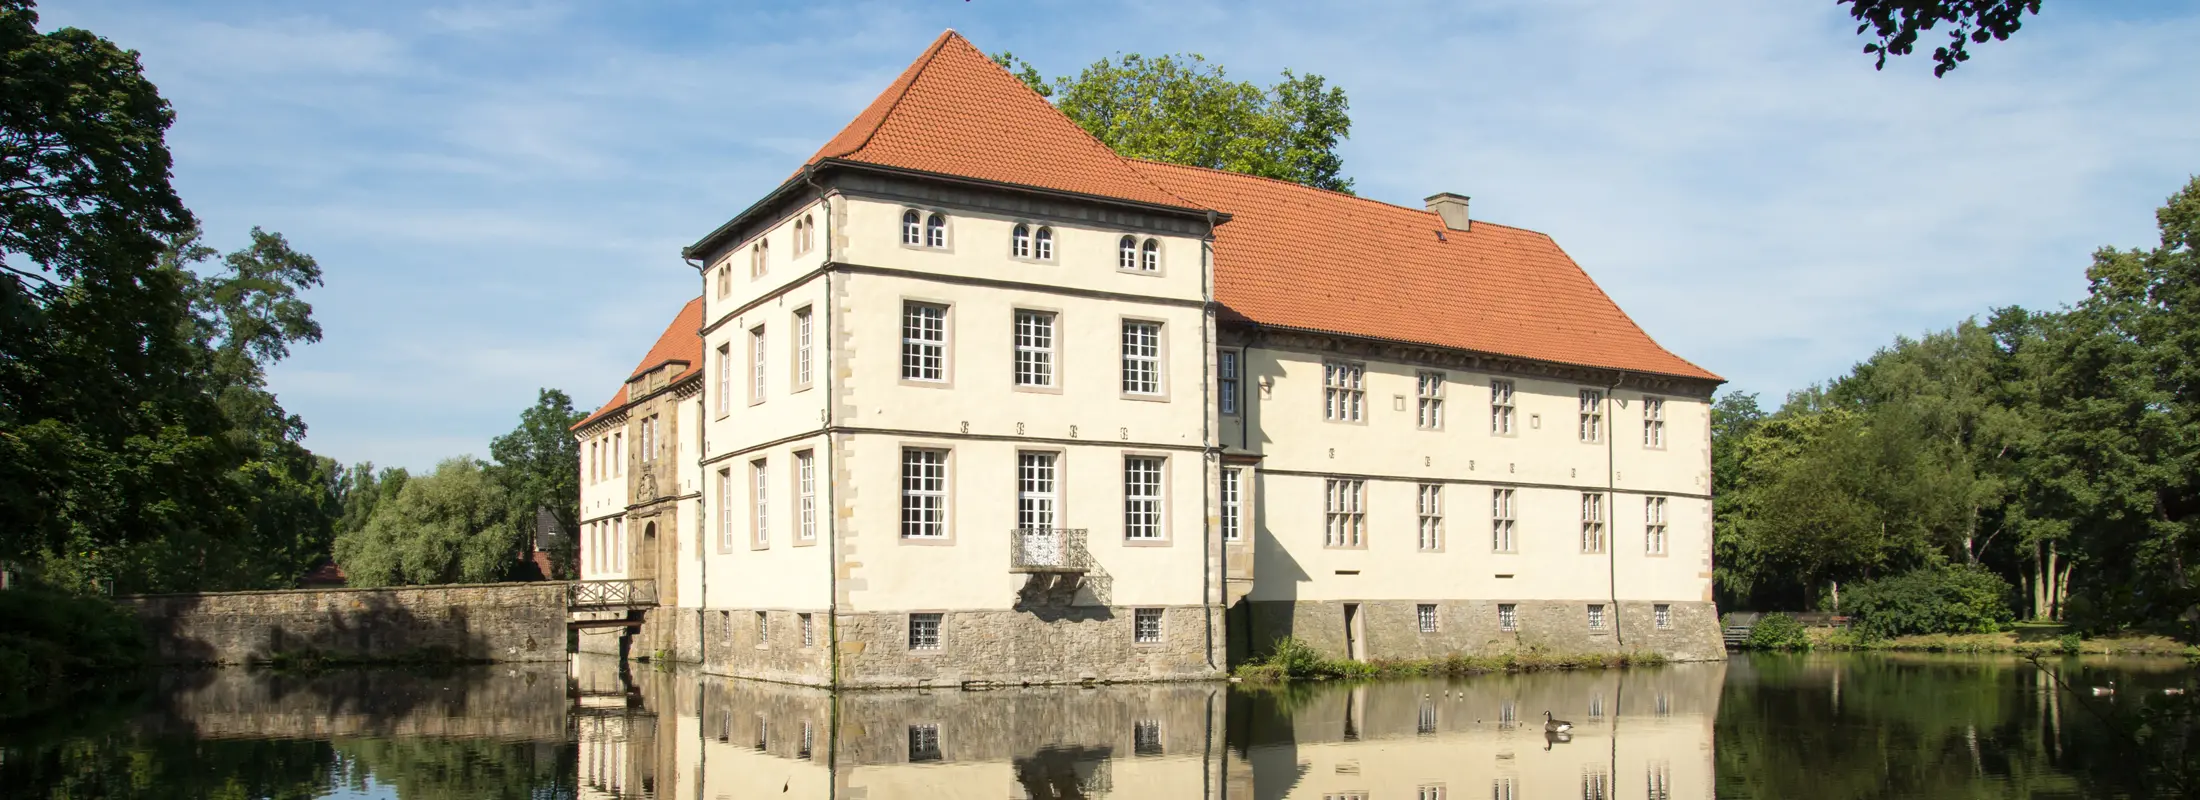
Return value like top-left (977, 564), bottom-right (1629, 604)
top-left (2059, 632), bottom-right (2083, 655)
top-left (0, 588), bottom-right (149, 716)
top-left (1843, 565), bottom-right (2015, 639)
top-left (1744, 613), bottom-right (1811, 650)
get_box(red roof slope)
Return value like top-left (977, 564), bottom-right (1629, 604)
top-left (806, 31), bottom-right (1198, 211)
top-left (575, 297), bottom-right (705, 430)
top-left (1134, 161), bottom-right (1719, 382)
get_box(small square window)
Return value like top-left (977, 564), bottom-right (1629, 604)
top-left (908, 723), bottom-right (940, 762)
top-left (1498, 603), bottom-right (1518, 632)
top-left (1654, 604), bottom-right (1672, 629)
top-left (1588, 604), bottom-right (1607, 631)
top-left (909, 613), bottom-right (942, 650)
top-left (1417, 603), bottom-right (1439, 633)
top-left (1134, 608), bottom-right (1164, 643)
top-left (1134, 719), bottom-right (1163, 755)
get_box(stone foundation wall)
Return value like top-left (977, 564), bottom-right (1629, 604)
top-left (120, 582), bottom-right (569, 665)
top-left (834, 605), bottom-right (1222, 688)
top-left (665, 606), bottom-right (834, 686)
top-left (1245, 599), bottom-right (1724, 663)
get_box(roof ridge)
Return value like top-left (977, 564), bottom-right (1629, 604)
top-left (817, 31), bottom-right (957, 162)
top-left (1128, 158), bottom-right (1551, 237)
top-left (953, 38), bottom-right (1202, 210)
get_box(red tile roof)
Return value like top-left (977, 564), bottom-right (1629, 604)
top-left (575, 297), bottom-right (705, 430)
top-left (1134, 160), bottom-right (1720, 382)
top-left (806, 31), bottom-right (1199, 211)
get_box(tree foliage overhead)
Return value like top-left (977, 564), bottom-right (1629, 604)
top-left (993, 51), bottom-right (1354, 193)
top-left (1841, 0), bottom-right (2043, 77)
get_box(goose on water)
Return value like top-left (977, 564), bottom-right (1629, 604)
top-left (1544, 711), bottom-right (1573, 733)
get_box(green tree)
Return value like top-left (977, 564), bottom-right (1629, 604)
top-left (993, 51), bottom-right (1353, 193)
top-left (488, 389), bottom-right (583, 579)
top-left (1842, 0), bottom-right (2042, 77)
top-left (333, 458), bottom-right (519, 587)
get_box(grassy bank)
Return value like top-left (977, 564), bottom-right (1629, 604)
top-left (0, 589), bottom-right (150, 718)
top-left (1808, 628), bottom-right (2197, 658)
top-left (1233, 637), bottom-right (1668, 683)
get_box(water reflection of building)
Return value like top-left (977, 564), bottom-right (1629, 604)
top-left (1235, 663), bottom-right (1725, 800)
top-left (574, 654), bottom-right (1721, 799)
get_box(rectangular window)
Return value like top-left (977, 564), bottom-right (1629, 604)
top-left (756, 610), bottom-right (769, 645)
top-left (1417, 371), bottom-right (1445, 429)
top-left (908, 613), bottom-right (942, 650)
top-left (1581, 492), bottom-right (1606, 553)
top-left (1645, 495), bottom-right (1668, 555)
top-left (749, 326), bottom-right (767, 402)
top-left (901, 302), bottom-right (947, 382)
top-left (1134, 719), bottom-right (1163, 755)
top-left (752, 460), bottom-right (769, 546)
top-left (800, 612), bottom-right (815, 647)
top-left (1643, 396), bottom-right (1665, 447)
top-left (719, 469), bottom-right (736, 548)
top-left (1219, 350), bottom-right (1240, 415)
top-left (588, 441), bottom-right (598, 483)
top-left (797, 451), bottom-right (816, 542)
top-left (1124, 456), bottom-right (1165, 540)
top-left (1580, 389), bottom-right (1604, 442)
top-left (1324, 478), bottom-right (1365, 547)
top-left (1121, 320), bottom-right (1162, 395)
top-left (1220, 468), bottom-right (1243, 541)
top-left (1418, 707), bottom-right (1438, 736)
top-left (1584, 771), bottom-right (1611, 800)
top-left (615, 518), bottom-right (624, 572)
top-left (612, 433), bottom-right (621, 475)
top-left (1417, 603), bottom-right (1438, 633)
top-left (1417, 784), bottom-right (1446, 800)
top-left (1492, 778), bottom-right (1519, 800)
top-left (1499, 603), bottom-right (1518, 632)
top-left (755, 715), bottom-right (769, 751)
top-left (1323, 361), bottom-right (1365, 421)
top-left (1647, 763), bottom-right (1672, 800)
top-left (1013, 310), bottom-right (1055, 387)
top-left (1491, 379), bottom-right (1515, 434)
top-left (640, 418), bottom-right (652, 463)
top-left (907, 723), bottom-right (940, 762)
top-left (1588, 604), bottom-right (1607, 631)
top-left (716, 343), bottom-right (733, 413)
top-left (1654, 603), bottom-right (1672, 630)
top-left (1134, 608), bottom-right (1163, 643)
top-left (800, 721), bottom-right (814, 760)
top-left (794, 307), bottom-right (813, 389)
top-left (1417, 483), bottom-right (1443, 551)
top-left (1017, 452), bottom-right (1057, 529)
top-left (900, 448), bottom-right (948, 539)
top-left (1492, 489), bottom-right (1517, 553)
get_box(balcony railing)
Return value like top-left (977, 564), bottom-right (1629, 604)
top-left (568, 579), bottom-right (659, 611)
top-left (1010, 528), bottom-right (1092, 574)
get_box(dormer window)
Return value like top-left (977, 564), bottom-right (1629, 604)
top-left (1140, 239), bottom-right (1160, 272)
top-left (1034, 227), bottom-right (1054, 260)
top-left (925, 213), bottom-right (947, 248)
top-left (1119, 235), bottom-right (1137, 270)
top-left (1012, 224), bottom-right (1032, 258)
top-left (902, 210), bottom-right (922, 245)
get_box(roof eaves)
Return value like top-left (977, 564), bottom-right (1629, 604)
top-left (1237, 320), bottom-right (1724, 386)
top-left (824, 159), bottom-right (1223, 221)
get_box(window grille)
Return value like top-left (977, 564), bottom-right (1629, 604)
top-left (908, 614), bottom-right (942, 651)
top-left (1134, 608), bottom-right (1163, 643)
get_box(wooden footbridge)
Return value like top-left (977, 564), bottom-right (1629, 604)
top-left (567, 579), bottom-right (657, 631)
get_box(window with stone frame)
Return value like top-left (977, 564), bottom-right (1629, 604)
top-left (1417, 483), bottom-right (1443, 551)
top-left (1492, 488), bottom-right (1517, 552)
top-left (900, 448), bottom-right (948, 539)
top-left (1579, 388), bottom-right (1604, 443)
top-left (924, 212), bottom-right (946, 248)
top-left (908, 614), bottom-right (942, 651)
top-left (1218, 349), bottom-right (1241, 415)
top-left (1643, 395), bottom-right (1666, 448)
top-left (1124, 456), bottom-right (1165, 540)
top-left (1134, 607), bottom-right (1163, 643)
top-left (1121, 320), bottom-right (1162, 395)
top-left (1014, 310), bottom-right (1055, 387)
top-left (797, 450), bottom-right (816, 542)
top-left (1325, 478), bottom-right (1365, 547)
top-left (1324, 361), bottom-right (1365, 422)
top-left (1498, 603), bottom-right (1518, 631)
top-left (901, 209), bottom-right (922, 245)
top-left (1011, 223), bottom-right (1032, 258)
top-left (1645, 495), bottom-right (1668, 555)
top-left (901, 302), bottom-right (947, 382)
top-left (1417, 371), bottom-right (1445, 429)
top-left (794, 307), bottom-right (813, 389)
top-left (1417, 603), bottom-right (1439, 633)
top-left (1220, 468), bottom-right (1243, 541)
top-left (1034, 226), bottom-right (1054, 260)
top-left (1491, 378), bottom-right (1516, 434)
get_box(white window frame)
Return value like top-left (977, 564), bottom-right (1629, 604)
top-left (1491, 379), bottom-right (1515, 434)
top-left (1218, 349), bottom-right (1240, 416)
top-left (1416, 371), bottom-right (1445, 430)
top-left (797, 450), bottom-right (816, 542)
top-left (900, 448), bottom-right (948, 539)
top-left (719, 469), bottom-right (736, 549)
top-left (1492, 488), bottom-right (1517, 553)
top-left (1417, 603), bottom-right (1438, 633)
top-left (1588, 604), bottom-right (1607, 631)
top-left (1417, 483), bottom-right (1443, 551)
top-left (794, 307), bottom-right (813, 390)
top-left (749, 325), bottom-right (767, 404)
top-left (1580, 389), bottom-right (1605, 443)
top-left (901, 209), bottom-right (921, 245)
top-left (1643, 396), bottom-right (1666, 448)
top-left (924, 212), bottom-right (946, 248)
top-left (1124, 456), bottom-right (1165, 541)
top-left (1139, 238), bottom-right (1160, 272)
top-left (1121, 320), bottom-right (1163, 396)
top-left (1323, 361), bottom-right (1365, 422)
top-left (1498, 603), bottom-right (1518, 632)
top-left (1325, 478), bottom-right (1365, 548)
top-left (1013, 310), bottom-right (1055, 388)
top-left (1645, 495), bottom-right (1668, 555)
top-left (1034, 226), bottom-right (1053, 260)
top-left (1118, 235), bottom-right (1138, 270)
top-left (901, 301), bottom-right (948, 383)
top-left (1220, 468), bottom-right (1242, 542)
top-left (752, 459), bottom-right (769, 547)
top-left (1017, 452), bottom-right (1057, 530)
top-left (800, 612), bottom-right (815, 647)
top-left (716, 343), bottom-right (732, 414)
top-left (1581, 492), bottom-right (1606, 553)
top-left (1654, 603), bottom-right (1673, 629)
top-left (1011, 223), bottom-right (1032, 258)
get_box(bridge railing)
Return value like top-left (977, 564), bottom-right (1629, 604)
top-left (568, 579), bottom-right (658, 610)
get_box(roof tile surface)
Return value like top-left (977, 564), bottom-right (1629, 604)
top-left (576, 297), bottom-right (705, 430)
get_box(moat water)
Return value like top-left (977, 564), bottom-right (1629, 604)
top-left (0, 653), bottom-right (2190, 798)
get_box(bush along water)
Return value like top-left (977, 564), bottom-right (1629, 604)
top-left (1842, 565), bottom-right (2014, 640)
top-left (1742, 613), bottom-right (1812, 650)
top-left (1233, 637), bottom-right (1667, 682)
top-left (0, 588), bottom-right (150, 717)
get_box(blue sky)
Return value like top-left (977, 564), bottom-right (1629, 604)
top-left (40, 0), bottom-right (2200, 471)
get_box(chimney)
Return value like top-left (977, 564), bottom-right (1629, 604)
top-left (1425, 192), bottom-right (1471, 232)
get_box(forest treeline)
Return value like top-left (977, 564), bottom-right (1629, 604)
top-left (1713, 176), bottom-right (2200, 636)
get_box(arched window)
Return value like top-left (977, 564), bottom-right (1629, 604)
top-left (1119, 235), bottom-right (1138, 270)
top-left (1011, 224), bottom-right (1032, 258)
top-left (801, 214), bottom-right (815, 254)
top-left (752, 240), bottom-right (769, 278)
top-left (1035, 227), bottom-right (1054, 261)
top-left (1140, 238), bottom-right (1160, 272)
top-left (902, 210), bottom-right (922, 245)
top-left (925, 213), bottom-right (946, 248)
top-left (716, 264), bottom-right (730, 297)
top-left (791, 218), bottom-right (806, 256)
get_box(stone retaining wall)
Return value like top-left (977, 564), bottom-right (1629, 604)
top-left (1246, 599), bottom-right (1726, 663)
top-left (119, 582), bottom-right (569, 665)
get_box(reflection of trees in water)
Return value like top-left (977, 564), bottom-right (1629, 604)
top-left (0, 731), bottom-right (337, 800)
top-left (1714, 655), bottom-right (2194, 799)
top-left (1012, 745), bottom-right (1113, 799)
top-left (334, 737), bottom-right (576, 800)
